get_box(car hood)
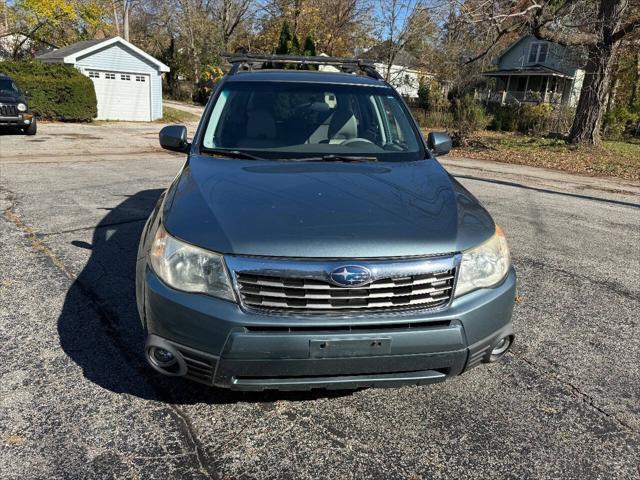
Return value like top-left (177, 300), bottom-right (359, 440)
top-left (0, 94), bottom-right (23, 103)
top-left (162, 154), bottom-right (495, 258)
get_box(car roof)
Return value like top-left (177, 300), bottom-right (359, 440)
top-left (225, 70), bottom-right (389, 87)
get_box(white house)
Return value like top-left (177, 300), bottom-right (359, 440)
top-left (357, 44), bottom-right (428, 98)
top-left (37, 37), bottom-right (169, 121)
top-left (372, 63), bottom-right (422, 98)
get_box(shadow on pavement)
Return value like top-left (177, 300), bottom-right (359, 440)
top-left (0, 126), bottom-right (26, 136)
top-left (57, 189), bottom-right (351, 405)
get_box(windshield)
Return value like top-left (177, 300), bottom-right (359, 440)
top-left (0, 79), bottom-right (19, 95)
top-left (201, 82), bottom-right (425, 161)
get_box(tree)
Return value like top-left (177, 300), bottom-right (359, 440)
top-left (302, 33), bottom-right (315, 56)
top-left (255, 0), bottom-right (372, 56)
top-left (1, 0), bottom-right (9, 33)
top-left (208, 0), bottom-right (253, 50)
top-left (275, 20), bottom-right (291, 53)
top-left (417, 78), bottom-right (430, 109)
top-left (122, 0), bottom-right (134, 40)
top-left (556, 0), bottom-right (640, 144)
top-left (275, 20), bottom-right (301, 54)
top-left (374, 0), bottom-right (436, 83)
top-left (7, 0), bottom-right (112, 56)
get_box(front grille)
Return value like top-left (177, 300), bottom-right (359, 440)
top-left (0, 104), bottom-right (18, 117)
top-left (236, 269), bottom-right (455, 313)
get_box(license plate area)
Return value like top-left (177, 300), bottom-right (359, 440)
top-left (309, 338), bottom-right (392, 358)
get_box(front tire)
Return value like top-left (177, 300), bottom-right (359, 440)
top-left (24, 117), bottom-right (37, 136)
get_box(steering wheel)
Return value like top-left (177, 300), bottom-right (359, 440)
top-left (340, 138), bottom-right (376, 147)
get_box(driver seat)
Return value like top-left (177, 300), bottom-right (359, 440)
top-left (328, 109), bottom-right (358, 144)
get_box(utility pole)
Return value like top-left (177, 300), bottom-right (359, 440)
top-left (112, 0), bottom-right (121, 36)
top-left (123, 0), bottom-right (131, 41)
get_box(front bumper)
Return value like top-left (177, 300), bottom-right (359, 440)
top-left (140, 266), bottom-right (516, 390)
top-left (0, 113), bottom-right (33, 126)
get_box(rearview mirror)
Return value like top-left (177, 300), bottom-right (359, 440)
top-left (427, 132), bottom-right (452, 156)
top-left (159, 125), bottom-right (189, 153)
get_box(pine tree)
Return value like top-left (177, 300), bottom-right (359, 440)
top-left (303, 34), bottom-right (316, 57)
top-left (276, 21), bottom-right (293, 55)
top-left (291, 34), bottom-right (301, 55)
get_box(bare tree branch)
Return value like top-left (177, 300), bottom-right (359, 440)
top-left (612, 17), bottom-right (640, 42)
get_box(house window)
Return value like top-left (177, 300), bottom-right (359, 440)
top-left (528, 42), bottom-right (549, 63)
top-left (135, 75), bottom-right (146, 82)
top-left (105, 73), bottom-right (116, 80)
top-left (121, 74), bottom-right (131, 81)
top-left (88, 71), bottom-right (100, 78)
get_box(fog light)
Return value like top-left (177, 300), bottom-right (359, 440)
top-left (485, 335), bottom-right (513, 363)
top-left (491, 337), bottom-right (511, 356)
top-left (151, 347), bottom-right (176, 366)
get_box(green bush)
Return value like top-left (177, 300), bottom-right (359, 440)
top-left (410, 106), bottom-right (454, 129)
top-left (451, 95), bottom-right (488, 145)
top-left (417, 80), bottom-right (430, 110)
top-left (0, 60), bottom-right (97, 121)
top-left (518, 103), bottom-right (554, 135)
top-left (491, 103), bottom-right (571, 135)
top-left (491, 105), bottom-right (519, 132)
top-left (604, 105), bottom-right (639, 140)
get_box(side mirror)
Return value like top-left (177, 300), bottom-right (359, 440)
top-left (159, 125), bottom-right (189, 153)
top-left (427, 131), bottom-right (452, 156)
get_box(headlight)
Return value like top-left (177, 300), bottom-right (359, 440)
top-left (149, 225), bottom-right (235, 301)
top-left (455, 225), bottom-right (510, 297)
top-left (17, 103), bottom-right (27, 112)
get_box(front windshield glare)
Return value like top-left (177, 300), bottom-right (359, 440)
top-left (202, 82), bottom-right (424, 161)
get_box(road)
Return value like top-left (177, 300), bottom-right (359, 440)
top-left (0, 122), bottom-right (639, 479)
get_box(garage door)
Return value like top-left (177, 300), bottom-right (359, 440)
top-left (87, 70), bottom-right (151, 121)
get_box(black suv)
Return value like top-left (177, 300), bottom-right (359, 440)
top-left (0, 73), bottom-right (37, 135)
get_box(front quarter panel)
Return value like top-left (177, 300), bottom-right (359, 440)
top-left (447, 172), bottom-right (495, 251)
top-left (136, 191), bottom-right (166, 329)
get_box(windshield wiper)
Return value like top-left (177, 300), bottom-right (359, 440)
top-left (291, 155), bottom-right (379, 163)
top-left (201, 148), bottom-right (264, 160)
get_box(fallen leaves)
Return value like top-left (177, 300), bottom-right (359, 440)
top-left (442, 131), bottom-right (640, 181)
top-left (4, 435), bottom-right (26, 446)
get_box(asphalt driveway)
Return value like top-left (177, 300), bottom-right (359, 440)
top-left (0, 121), bottom-right (639, 479)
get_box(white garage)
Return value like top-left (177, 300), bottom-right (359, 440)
top-left (37, 37), bottom-right (169, 122)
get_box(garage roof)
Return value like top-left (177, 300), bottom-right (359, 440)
top-left (37, 37), bottom-right (170, 72)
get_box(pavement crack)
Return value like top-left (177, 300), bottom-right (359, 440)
top-left (167, 406), bottom-right (218, 479)
top-left (1, 186), bottom-right (75, 280)
top-left (1, 184), bottom-right (218, 479)
top-left (519, 255), bottom-right (640, 304)
top-left (38, 217), bottom-right (149, 237)
top-left (511, 352), bottom-right (638, 435)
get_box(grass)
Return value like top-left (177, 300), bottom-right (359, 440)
top-left (438, 130), bottom-right (640, 181)
top-left (158, 106), bottom-right (200, 123)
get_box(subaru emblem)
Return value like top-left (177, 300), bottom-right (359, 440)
top-left (329, 265), bottom-right (372, 287)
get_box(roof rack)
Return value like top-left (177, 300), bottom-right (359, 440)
top-left (224, 54), bottom-right (383, 81)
